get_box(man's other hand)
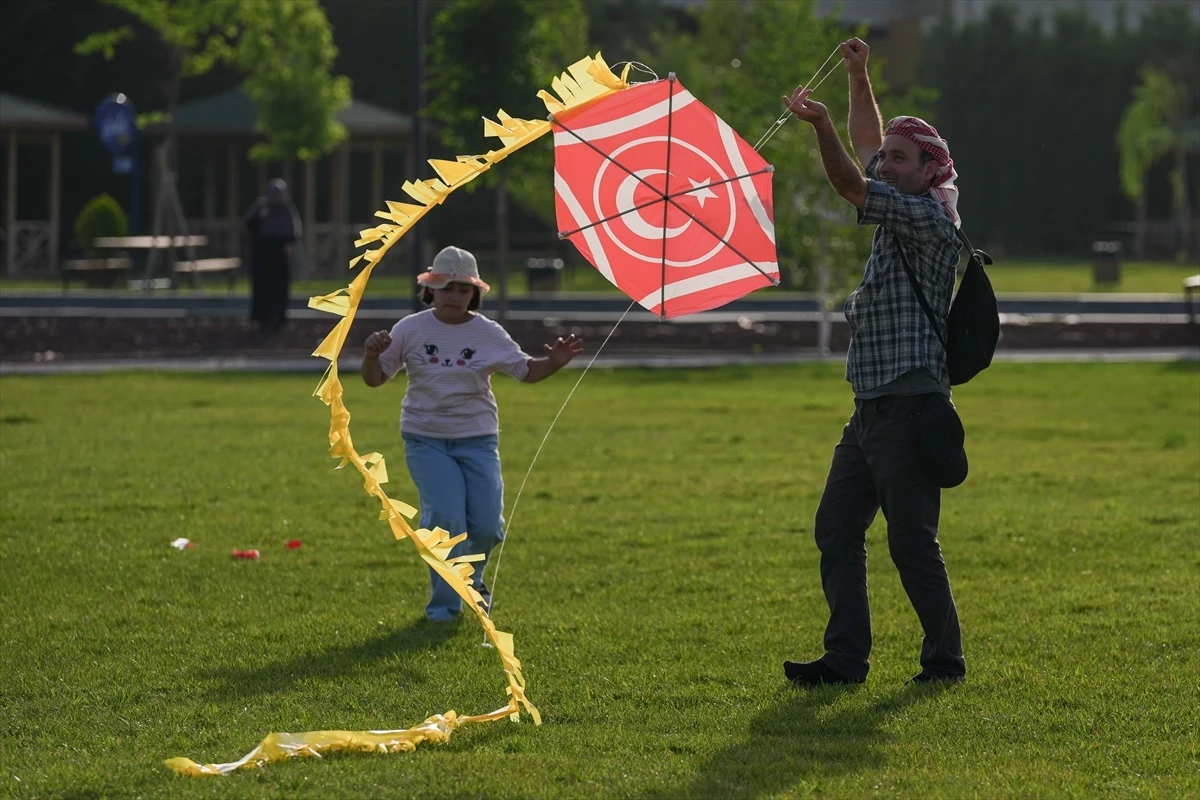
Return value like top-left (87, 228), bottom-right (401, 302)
top-left (783, 86), bottom-right (830, 125)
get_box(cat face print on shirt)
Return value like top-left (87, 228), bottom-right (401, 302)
top-left (422, 343), bottom-right (480, 368)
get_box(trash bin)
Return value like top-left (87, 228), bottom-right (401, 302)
top-left (1091, 240), bottom-right (1122, 285)
top-left (526, 257), bottom-right (564, 292)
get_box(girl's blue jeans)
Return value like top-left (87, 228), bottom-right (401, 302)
top-left (402, 433), bottom-right (505, 621)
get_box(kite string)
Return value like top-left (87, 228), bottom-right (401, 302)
top-left (752, 45), bottom-right (843, 152)
top-left (484, 300), bottom-right (639, 619)
top-left (611, 61), bottom-right (660, 84)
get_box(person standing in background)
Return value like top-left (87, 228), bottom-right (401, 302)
top-left (244, 178), bottom-right (301, 334)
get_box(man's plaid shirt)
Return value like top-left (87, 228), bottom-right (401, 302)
top-left (844, 157), bottom-right (961, 394)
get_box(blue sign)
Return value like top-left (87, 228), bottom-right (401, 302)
top-left (112, 155), bottom-right (133, 175)
top-left (94, 93), bottom-right (137, 156)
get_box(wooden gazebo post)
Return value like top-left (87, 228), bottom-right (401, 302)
top-left (4, 133), bottom-right (15, 275)
top-left (226, 143), bottom-right (239, 257)
top-left (304, 159), bottom-right (316, 270)
top-left (49, 132), bottom-right (62, 272)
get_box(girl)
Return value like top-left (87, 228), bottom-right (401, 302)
top-left (362, 246), bottom-right (583, 622)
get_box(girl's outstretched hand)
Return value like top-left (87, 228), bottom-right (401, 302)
top-left (364, 330), bottom-right (392, 357)
top-left (544, 334), bottom-right (584, 366)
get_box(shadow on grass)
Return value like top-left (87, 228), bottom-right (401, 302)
top-left (669, 682), bottom-right (950, 799)
top-left (1158, 359), bottom-right (1200, 375)
top-left (194, 618), bottom-right (462, 700)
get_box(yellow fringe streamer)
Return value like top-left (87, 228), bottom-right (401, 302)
top-left (165, 53), bottom-right (629, 778)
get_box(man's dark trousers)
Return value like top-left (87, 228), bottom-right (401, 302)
top-left (813, 393), bottom-right (966, 681)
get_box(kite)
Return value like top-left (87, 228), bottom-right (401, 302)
top-left (554, 74), bottom-right (778, 318)
top-left (166, 52), bottom-right (778, 777)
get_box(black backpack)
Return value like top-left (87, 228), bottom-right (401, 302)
top-left (899, 229), bottom-right (1000, 386)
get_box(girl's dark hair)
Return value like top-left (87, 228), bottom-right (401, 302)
top-left (419, 284), bottom-right (482, 310)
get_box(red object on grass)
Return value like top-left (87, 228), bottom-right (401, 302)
top-left (285, 540), bottom-right (303, 550)
top-left (231, 549), bottom-right (260, 560)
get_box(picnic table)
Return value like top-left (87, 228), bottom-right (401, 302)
top-left (172, 257), bottom-right (241, 291)
top-left (93, 235), bottom-right (208, 249)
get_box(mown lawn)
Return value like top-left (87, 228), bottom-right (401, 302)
top-left (1, 361), bottom-right (1197, 798)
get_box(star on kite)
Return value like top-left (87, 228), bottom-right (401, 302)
top-left (685, 177), bottom-right (718, 208)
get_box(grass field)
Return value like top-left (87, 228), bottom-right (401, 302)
top-left (1, 362), bottom-right (1197, 798)
top-left (2, 257), bottom-right (1197, 297)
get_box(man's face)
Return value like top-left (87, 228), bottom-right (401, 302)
top-left (876, 134), bottom-right (937, 195)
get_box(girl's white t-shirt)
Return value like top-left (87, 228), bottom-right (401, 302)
top-left (377, 310), bottom-right (531, 438)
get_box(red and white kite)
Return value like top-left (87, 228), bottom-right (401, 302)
top-left (553, 75), bottom-right (778, 318)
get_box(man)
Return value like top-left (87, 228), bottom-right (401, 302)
top-left (781, 38), bottom-right (966, 686)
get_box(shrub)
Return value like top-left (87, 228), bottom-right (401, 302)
top-left (73, 193), bottom-right (128, 255)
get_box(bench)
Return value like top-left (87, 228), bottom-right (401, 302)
top-left (61, 257), bottom-right (132, 290)
top-left (1185, 274), bottom-right (1200, 325)
top-left (94, 235), bottom-right (208, 249)
top-left (172, 257), bottom-right (241, 291)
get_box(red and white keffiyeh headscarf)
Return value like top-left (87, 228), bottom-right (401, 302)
top-left (884, 116), bottom-right (960, 228)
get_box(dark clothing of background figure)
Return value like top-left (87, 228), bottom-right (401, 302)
top-left (244, 181), bottom-right (300, 334)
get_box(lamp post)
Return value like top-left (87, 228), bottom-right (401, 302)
top-left (410, 0), bottom-right (427, 312)
top-left (94, 92), bottom-right (139, 234)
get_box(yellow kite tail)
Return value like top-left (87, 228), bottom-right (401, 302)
top-left (167, 53), bottom-right (626, 777)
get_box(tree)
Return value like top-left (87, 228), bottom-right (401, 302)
top-left (920, 2), bottom-right (1200, 257)
top-left (1118, 67), bottom-right (1198, 261)
top-left (1118, 67), bottom-right (1179, 259)
top-left (75, 0), bottom-right (351, 165)
top-left (425, 0), bottom-right (589, 319)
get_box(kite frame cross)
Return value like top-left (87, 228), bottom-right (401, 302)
top-left (551, 73), bottom-right (779, 319)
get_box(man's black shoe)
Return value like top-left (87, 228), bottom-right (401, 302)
top-left (783, 659), bottom-right (864, 687)
top-left (907, 671), bottom-right (965, 686)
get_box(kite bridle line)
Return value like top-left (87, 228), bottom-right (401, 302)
top-left (482, 298), bottom-right (639, 631)
top-left (752, 45), bottom-right (844, 152)
top-left (549, 109), bottom-right (781, 297)
top-left (610, 60), bottom-right (660, 84)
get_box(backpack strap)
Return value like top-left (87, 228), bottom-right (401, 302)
top-left (897, 242), bottom-right (949, 353)
top-left (953, 228), bottom-right (993, 266)
top-left (898, 228), bottom-right (994, 354)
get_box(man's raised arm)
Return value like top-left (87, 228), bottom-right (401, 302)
top-left (783, 87), bottom-right (868, 210)
top-left (842, 39), bottom-right (882, 168)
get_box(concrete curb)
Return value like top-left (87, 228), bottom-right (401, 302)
top-left (3, 347), bottom-right (1196, 376)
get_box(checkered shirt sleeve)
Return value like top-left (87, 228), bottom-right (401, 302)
top-left (844, 155), bottom-right (961, 393)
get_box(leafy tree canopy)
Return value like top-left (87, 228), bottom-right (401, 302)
top-left (425, 0), bottom-right (589, 222)
top-left (76, 0), bottom-right (351, 162)
top-left (642, 0), bottom-right (935, 291)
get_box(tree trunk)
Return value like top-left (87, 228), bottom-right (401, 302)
top-left (816, 243), bottom-right (831, 357)
top-left (163, 46), bottom-right (183, 179)
top-left (1133, 181), bottom-right (1147, 261)
top-left (1171, 146), bottom-right (1192, 261)
top-left (495, 176), bottom-right (509, 323)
